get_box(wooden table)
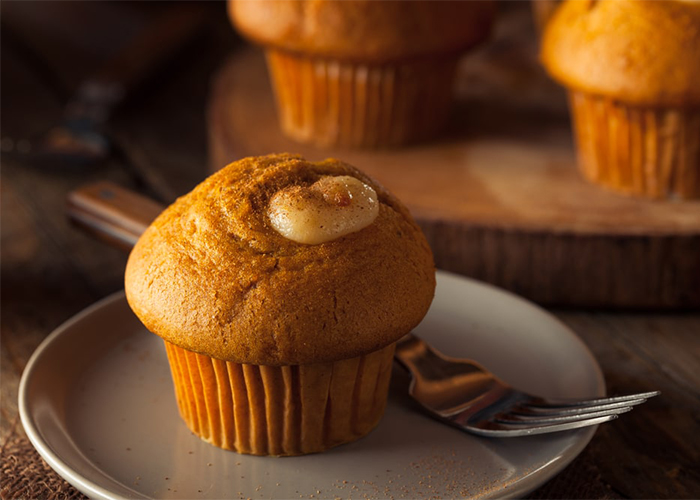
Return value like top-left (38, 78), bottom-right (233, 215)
top-left (1, 2), bottom-right (698, 499)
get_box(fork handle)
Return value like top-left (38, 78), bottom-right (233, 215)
top-left (394, 333), bottom-right (434, 375)
top-left (395, 333), bottom-right (508, 417)
top-left (395, 333), bottom-right (487, 382)
top-left (394, 333), bottom-right (456, 378)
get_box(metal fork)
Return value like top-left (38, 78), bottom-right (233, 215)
top-left (394, 333), bottom-right (659, 437)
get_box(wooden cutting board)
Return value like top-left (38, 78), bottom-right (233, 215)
top-left (206, 41), bottom-right (700, 309)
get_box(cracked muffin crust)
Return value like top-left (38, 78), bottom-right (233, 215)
top-left (125, 153), bottom-right (435, 366)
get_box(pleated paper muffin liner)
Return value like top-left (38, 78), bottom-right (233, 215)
top-left (569, 90), bottom-right (700, 199)
top-left (265, 49), bottom-right (458, 148)
top-left (164, 340), bottom-right (396, 456)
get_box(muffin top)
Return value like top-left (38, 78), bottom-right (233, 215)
top-left (541, 0), bottom-right (700, 106)
top-left (229, 0), bottom-right (495, 62)
top-left (125, 154), bottom-right (435, 366)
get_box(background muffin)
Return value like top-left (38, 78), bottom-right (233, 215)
top-left (541, 0), bottom-right (700, 199)
top-left (125, 153), bottom-right (435, 455)
top-left (531, 0), bottom-right (562, 34)
top-left (229, 0), bottom-right (495, 148)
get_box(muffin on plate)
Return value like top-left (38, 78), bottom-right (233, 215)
top-left (125, 153), bottom-right (435, 456)
top-left (541, 0), bottom-right (700, 199)
top-left (229, 0), bottom-right (495, 148)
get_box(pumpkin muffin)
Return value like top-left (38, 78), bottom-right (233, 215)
top-left (229, 0), bottom-right (495, 148)
top-left (125, 153), bottom-right (435, 455)
top-left (541, 0), bottom-right (700, 199)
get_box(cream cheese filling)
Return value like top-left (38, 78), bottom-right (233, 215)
top-left (268, 175), bottom-right (379, 244)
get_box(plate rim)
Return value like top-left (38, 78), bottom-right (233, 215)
top-left (18, 291), bottom-right (139, 500)
top-left (19, 270), bottom-right (604, 500)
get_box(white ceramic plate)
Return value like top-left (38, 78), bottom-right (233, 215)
top-left (20, 271), bottom-right (604, 500)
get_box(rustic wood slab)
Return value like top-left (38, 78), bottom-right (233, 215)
top-left (207, 45), bottom-right (700, 309)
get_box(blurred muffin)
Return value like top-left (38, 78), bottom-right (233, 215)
top-left (125, 153), bottom-right (435, 456)
top-left (541, 0), bottom-right (700, 199)
top-left (531, 0), bottom-right (562, 34)
top-left (229, 0), bottom-right (495, 148)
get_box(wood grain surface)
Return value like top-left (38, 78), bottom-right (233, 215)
top-left (208, 20), bottom-right (700, 309)
top-left (1, 2), bottom-right (698, 499)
